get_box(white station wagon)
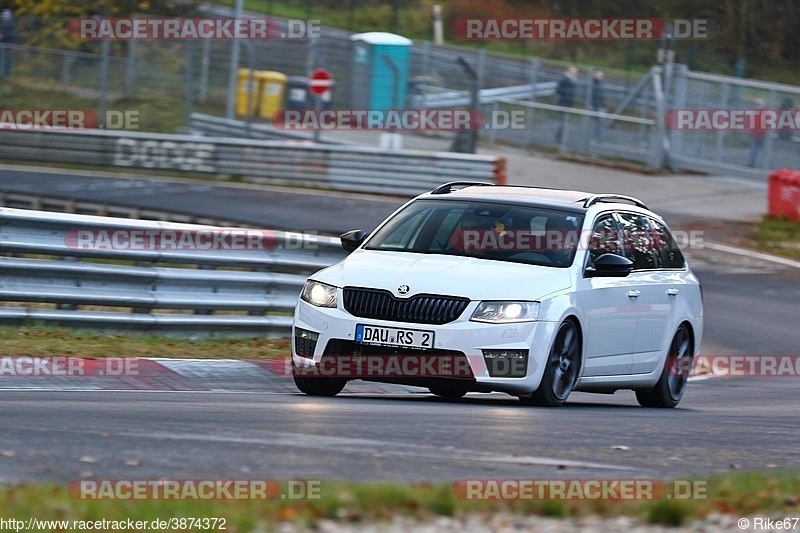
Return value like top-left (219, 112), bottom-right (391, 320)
top-left (292, 183), bottom-right (703, 407)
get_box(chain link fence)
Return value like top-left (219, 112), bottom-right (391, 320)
top-left (1, 11), bottom-right (798, 178)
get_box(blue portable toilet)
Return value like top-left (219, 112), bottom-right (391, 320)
top-left (350, 32), bottom-right (412, 110)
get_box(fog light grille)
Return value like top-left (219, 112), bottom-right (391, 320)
top-left (482, 349), bottom-right (528, 378)
top-left (294, 328), bottom-right (319, 358)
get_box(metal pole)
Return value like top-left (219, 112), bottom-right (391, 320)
top-left (380, 54), bottom-right (401, 148)
top-left (457, 56), bottom-right (478, 154)
top-left (422, 40), bottom-right (431, 78)
top-left (432, 5), bottom-right (443, 45)
top-left (527, 58), bottom-right (539, 148)
top-left (307, 39), bottom-right (320, 143)
top-left (764, 89), bottom-right (777, 170)
top-left (199, 39), bottom-right (211, 104)
top-left (99, 40), bottom-right (110, 126)
top-left (312, 95), bottom-right (321, 143)
top-left (225, 0), bottom-right (244, 120)
top-left (582, 67), bottom-right (594, 152)
top-left (125, 40), bottom-right (137, 99)
top-left (185, 41), bottom-right (195, 127)
top-left (245, 42), bottom-right (255, 138)
top-left (380, 54), bottom-right (400, 109)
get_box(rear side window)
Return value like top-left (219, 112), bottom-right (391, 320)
top-left (648, 217), bottom-right (685, 269)
top-left (616, 212), bottom-right (661, 270)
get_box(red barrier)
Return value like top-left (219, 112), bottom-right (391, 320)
top-left (768, 169), bottom-right (800, 222)
top-left (494, 157), bottom-right (507, 185)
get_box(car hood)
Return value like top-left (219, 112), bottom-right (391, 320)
top-left (313, 250), bottom-right (572, 301)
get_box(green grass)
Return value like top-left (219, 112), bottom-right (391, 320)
top-left (0, 473), bottom-right (799, 530)
top-left (749, 216), bottom-right (800, 260)
top-left (0, 80), bottom-right (224, 134)
top-left (0, 326), bottom-right (290, 359)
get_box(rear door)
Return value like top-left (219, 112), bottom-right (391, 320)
top-left (615, 212), bottom-right (681, 374)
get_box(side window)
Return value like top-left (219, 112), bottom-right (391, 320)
top-left (616, 212), bottom-right (661, 270)
top-left (588, 214), bottom-right (622, 265)
top-left (648, 217), bottom-right (685, 269)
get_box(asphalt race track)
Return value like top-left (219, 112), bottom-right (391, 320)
top-left (0, 378), bottom-right (798, 484)
top-left (1, 167), bottom-right (799, 485)
top-left (0, 167), bottom-right (400, 234)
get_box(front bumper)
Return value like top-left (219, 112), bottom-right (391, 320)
top-left (292, 298), bottom-right (560, 395)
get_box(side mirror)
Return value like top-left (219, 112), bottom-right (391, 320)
top-left (340, 230), bottom-right (367, 253)
top-left (585, 253), bottom-right (634, 278)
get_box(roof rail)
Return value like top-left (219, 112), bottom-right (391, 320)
top-left (430, 181), bottom-right (493, 195)
top-left (582, 194), bottom-right (648, 210)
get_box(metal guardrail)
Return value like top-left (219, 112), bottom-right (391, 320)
top-left (188, 113), bottom-right (350, 145)
top-left (0, 128), bottom-right (506, 196)
top-left (0, 208), bottom-right (347, 336)
top-left (418, 82), bottom-right (558, 108)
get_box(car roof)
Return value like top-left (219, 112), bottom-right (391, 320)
top-left (418, 183), bottom-right (650, 213)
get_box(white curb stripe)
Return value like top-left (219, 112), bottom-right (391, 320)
top-left (708, 242), bottom-right (800, 269)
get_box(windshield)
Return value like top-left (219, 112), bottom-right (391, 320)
top-left (364, 199), bottom-right (585, 268)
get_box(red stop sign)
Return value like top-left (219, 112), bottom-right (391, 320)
top-left (309, 68), bottom-right (334, 96)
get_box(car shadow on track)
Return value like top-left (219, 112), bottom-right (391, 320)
top-left (305, 392), bottom-right (663, 410)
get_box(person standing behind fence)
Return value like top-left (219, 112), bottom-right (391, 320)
top-left (0, 9), bottom-right (16, 76)
top-left (555, 66), bottom-right (577, 144)
top-left (747, 99), bottom-right (767, 168)
top-left (591, 70), bottom-right (606, 139)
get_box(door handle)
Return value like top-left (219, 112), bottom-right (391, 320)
top-left (627, 290), bottom-right (641, 299)
top-left (667, 288), bottom-right (680, 297)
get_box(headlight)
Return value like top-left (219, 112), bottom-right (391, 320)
top-left (300, 280), bottom-right (338, 308)
top-left (470, 301), bottom-right (540, 323)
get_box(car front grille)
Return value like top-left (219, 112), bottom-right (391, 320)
top-left (342, 288), bottom-right (469, 325)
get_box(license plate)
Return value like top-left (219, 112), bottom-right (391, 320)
top-left (355, 324), bottom-right (434, 349)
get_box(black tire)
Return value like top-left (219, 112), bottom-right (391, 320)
top-left (293, 366), bottom-right (347, 397)
top-left (520, 319), bottom-right (581, 407)
top-left (428, 384), bottom-right (468, 399)
top-left (636, 324), bottom-right (693, 408)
